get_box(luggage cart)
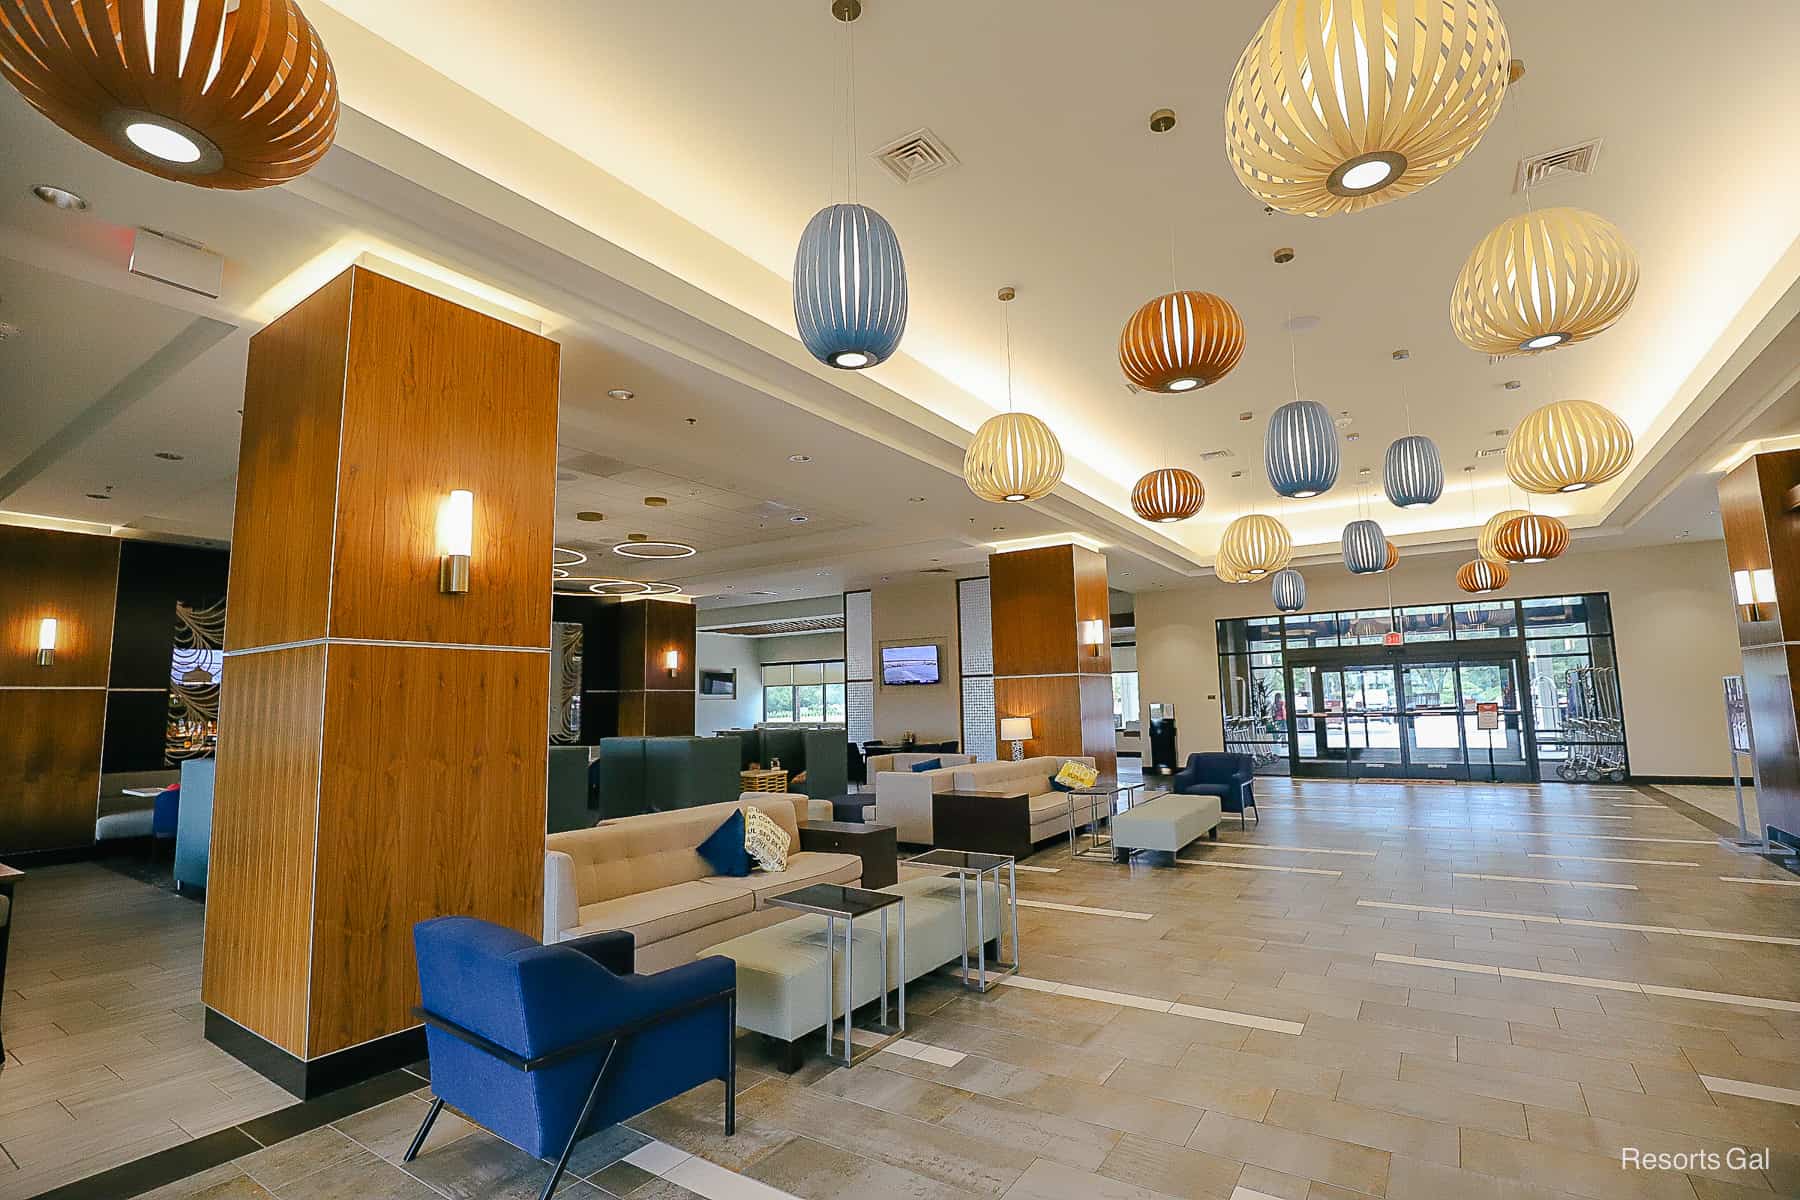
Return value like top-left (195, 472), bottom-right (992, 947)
top-left (1556, 666), bottom-right (1626, 782)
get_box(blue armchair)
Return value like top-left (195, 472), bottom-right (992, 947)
top-left (1173, 753), bottom-right (1258, 827)
top-left (410, 917), bottom-right (736, 1199)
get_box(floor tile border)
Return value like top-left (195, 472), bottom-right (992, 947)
top-left (1371, 952), bottom-right (1800, 1013)
top-left (1355, 899), bottom-right (1800, 946)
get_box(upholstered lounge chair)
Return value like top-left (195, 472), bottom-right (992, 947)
top-left (1173, 752), bottom-right (1258, 828)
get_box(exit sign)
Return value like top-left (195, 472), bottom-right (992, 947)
top-left (1383, 631), bottom-right (1404, 646)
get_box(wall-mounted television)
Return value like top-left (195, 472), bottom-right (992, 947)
top-left (699, 668), bottom-right (737, 698)
top-left (881, 644), bottom-right (940, 686)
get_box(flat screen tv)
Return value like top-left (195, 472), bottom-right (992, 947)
top-left (881, 644), bottom-right (940, 686)
top-left (698, 668), bottom-right (736, 698)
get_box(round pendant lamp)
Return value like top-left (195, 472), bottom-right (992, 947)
top-left (1457, 558), bottom-right (1510, 594)
top-left (1383, 540), bottom-right (1400, 572)
top-left (0, 0), bottom-right (338, 188)
top-left (794, 203), bottom-right (908, 369)
top-left (1506, 399), bottom-right (1634, 494)
top-left (1479, 508), bottom-right (1529, 563)
top-left (1218, 513), bottom-right (1293, 578)
top-left (1119, 290), bottom-right (1245, 393)
top-left (1271, 568), bottom-right (1306, 613)
top-left (1342, 518), bottom-right (1387, 575)
top-left (1494, 512), bottom-right (1570, 564)
top-left (1451, 207), bottom-right (1639, 354)
top-left (1132, 467), bottom-right (1206, 524)
top-left (965, 287), bottom-right (1062, 503)
top-left (1266, 400), bottom-right (1340, 498)
top-left (1224, 0), bottom-right (1512, 217)
top-left (1384, 435), bottom-right (1443, 508)
top-left (1217, 555), bottom-right (1252, 584)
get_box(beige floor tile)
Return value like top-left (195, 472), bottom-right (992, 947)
top-left (1397, 1055), bottom-right (1588, 1113)
top-left (1000, 1156), bottom-right (1187, 1200)
top-left (1095, 1132), bottom-right (1244, 1200)
top-left (1522, 1106), bottom-right (1780, 1191)
top-left (1459, 1127), bottom-right (1702, 1200)
top-left (1263, 1089), bottom-right (1460, 1166)
top-left (1104, 1058), bottom-right (1275, 1122)
top-left (1335, 1070), bottom-right (1528, 1136)
top-left (1384, 1155), bottom-right (1590, 1200)
top-left (1186, 1110), bottom-right (1390, 1197)
top-left (936, 1094), bottom-right (1122, 1173)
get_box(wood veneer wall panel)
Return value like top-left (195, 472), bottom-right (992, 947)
top-left (0, 525), bottom-right (119, 688)
top-left (992, 675), bottom-right (1117, 775)
top-left (642, 690), bottom-right (697, 737)
top-left (224, 271), bottom-right (350, 653)
top-left (640, 600), bottom-right (697, 694)
top-left (990, 546), bottom-right (1079, 677)
top-left (307, 644), bottom-right (547, 1056)
top-left (0, 690), bottom-right (107, 852)
top-left (1078, 673), bottom-right (1119, 776)
top-left (1072, 545), bottom-right (1113, 677)
top-left (329, 270), bottom-right (560, 650)
top-left (201, 644), bottom-right (326, 1057)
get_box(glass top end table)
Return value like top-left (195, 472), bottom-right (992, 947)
top-left (904, 849), bottom-right (1019, 993)
top-left (766, 884), bottom-right (905, 1066)
top-left (1067, 778), bottom-right (1150, 861)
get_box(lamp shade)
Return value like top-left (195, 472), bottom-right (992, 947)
top-left (1506, 399), bottom-right (1634, 494)
top-left (999, 717), bottom-right (1034, 743)
top-left (964, 411), bottom-right (1064, 503)
top-left (1224, 0), bottom-right (1512, 217)
top-left (1451, 207), bottom-right (1638, 354)
top-left (1218, 513), bottom-right (1293, 578)
top-left (1456, 558), bottom-right (1510, 594)
top-left (1383, 539), bottom-right (1400, 572)
top-left (1132, 467), bottom-right (1206, 523)
top-left (793, 203), bottom-right (908, 369)
top-left (1271, 568), bottom-right (1306, 612)
top-left (1478, 508), bottom-right (1529, 563)
top-left (1494, 512), bottom-right (1570, 563)
top-left (1119, 291), bottom-right (1245, 393)
top-left (1384, 435), bottom-right (1443, 508)
top-left (0, 0), bottom-right (338, 189)
top-left (1342, 518), bottom-right (1387, 574)
top-left (1265, 400), bottom-right (1340, 498)
top-left (1216, 554), bottom-right (1252, 584)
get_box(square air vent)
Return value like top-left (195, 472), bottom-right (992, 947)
top-left (1514, 138), bottom-right (1604, 193)
top-left (871, 128), bottom-right (959, 184)
top-left (1197, 448), bottom-right (1235, 462)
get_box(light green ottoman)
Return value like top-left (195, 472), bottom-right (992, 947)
top-left (1111, 793), bottom-right (1222, 859)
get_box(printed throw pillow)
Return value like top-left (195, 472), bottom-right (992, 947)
top-left (743, 807), bottom-right (791, 873)
top-left (697, 809), bottom-right (749, 877)
top-left (909, 757), bottom-right (942, 773)
top-left (1054, 760), bottom-right (1099, 790)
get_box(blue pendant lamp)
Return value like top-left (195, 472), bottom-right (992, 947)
top-left (1342, 518), bottom-right (1387, 574)
top-left (1271, 568), bottom-right (1306, 613)
top-left (794, 203), bottom-right (908, 369)
top-left (1384, 434), bottom-right (1443, 508)
top-left (1266, 399), bottom-right (1339, 498)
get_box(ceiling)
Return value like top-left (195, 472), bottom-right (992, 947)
top-left (2, 0), bottom-right (1798, 609)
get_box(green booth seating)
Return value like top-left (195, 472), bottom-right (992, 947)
top-left (707, 728), bottom-right (849, 800)
top-left (547, 746), bottom-right (595, 833)
top-left (596, 736), bottom-right (743, 817)
top-left (596, 737), bottom-right (650, 820)
top-left (798, 729), bottom-right (848, 798)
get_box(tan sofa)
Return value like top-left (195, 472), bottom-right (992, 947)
top-left (544, 795), bottom-right (860, 971)
top-left (872, 754), bottom-right (1096, 845)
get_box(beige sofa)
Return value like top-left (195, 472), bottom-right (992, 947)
top-left (872, 754), bottom-right (1096, 845)
top-left (864, 751), bottom-right (974, 776)
top-left (544, 795), bottom-right (860, 971)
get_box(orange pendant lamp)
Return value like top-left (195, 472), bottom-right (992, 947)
top-left (1479, 508), bottom-right (1529, 564)
top-left (1494, 512), bottom-right (1569, 564)
top-left (1131, 466), bottom-right (1206, 524)
top-left (1457, 558), bottom-right (1510, 594)
top-left (0, 0), bottom-right (339, 189)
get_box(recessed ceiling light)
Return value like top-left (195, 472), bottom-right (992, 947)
top-left (613, 539), bottom-right (697, 560)
top-left (1238, 411), bottom-right (1254, 422)
top-left (1334, 415), bottom-right (1353, 429)
top-left (1358, 466), bottom-right (1373, 476)
top-left (1231, 470), bottom-right (1244, 479)
top-left (575, 510), bottom-right (604, 522)
top-left (1504, 379), bottom-right (1523, 390)
top-left (607, 388), bottom-right (635, 401)
top-left (153, 451), bottom-right (184, 461)
top-left (32, 184), bottom-right (88, 211)
top-left (644, 496), bottom-right (668, 507)
top-left (85, 491), bottom-right (112, 500)
top-left (907, 496), bottom-right (926, 503)
top-left (788, 454), bottom-right (812, 463)
top-left (817, 570), bottom-right (831, 576)
top-left (1345, 432), bottom-right (1361, 442)
top-left (789, 514), bottom-right (809, 523)
top-left (991, 526), bottom-right (1006, 532)
top-left (125, 120), bottom-right (204, 164)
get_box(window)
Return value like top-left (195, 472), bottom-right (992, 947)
top-left (761, 659), bottom-right (848, 724)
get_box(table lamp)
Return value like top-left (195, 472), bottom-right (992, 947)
top-left (1000, 717), bottom-right (1033, 761)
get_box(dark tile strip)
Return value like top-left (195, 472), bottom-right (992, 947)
top-left (236, 1066), bottom-right (426, 1147)
top-left (1635, 782), bottom-right (1743, 839)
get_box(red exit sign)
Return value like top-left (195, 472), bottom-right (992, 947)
top-left (1383, 631), bottom-right (1405, 646)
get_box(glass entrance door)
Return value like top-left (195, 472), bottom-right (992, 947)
top-left (1289, 663), bottom-right (1405, 778)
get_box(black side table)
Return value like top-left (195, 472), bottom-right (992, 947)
top-left (797, 820), bottom-right (898, 889)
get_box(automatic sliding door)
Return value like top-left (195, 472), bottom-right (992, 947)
top-left (1458, 659), bottom-right (1531, 782)
top-left (1343, 665), bottom-right (1403, 777)
top-left (1400, 662), bottom-right (1466, 780)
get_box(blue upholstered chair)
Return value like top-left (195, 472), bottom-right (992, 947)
top-left (410, 917), bottom-right (737, 1199)
top-left (151, 785), bottom-right (180, 859)
top-left (1173, 753), bottom-right (1258, 828)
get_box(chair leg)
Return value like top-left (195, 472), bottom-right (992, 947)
top-left (1239, 811), bottom-right (1248, 830)
top-left (541, 1041), bottom-right (619, 1200)
top-left (724, 993), bottom-right (737, 1136)
top-left (402, 1097), bottom-right (444, 1163)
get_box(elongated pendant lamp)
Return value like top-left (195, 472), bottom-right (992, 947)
top-left (1342, 518), bottom-right (1387, 575)
top-left (1266, 399), bottom-right (1340, 498)
top-left (1132, 467), bottom-right (1206, 524)
top-left (0, 0), bottom-right (338, 188)
top-left (1384, 435), bottom-right (1443, 508)
top-left (1271, 568), bottom-right (1306, 612)
top-left (1506, 399), bottom-right (1634, 494)
top-left (1452, 208), bottom-right (1638, 354)
top-left (965, 287), bottom-right (1063, 504)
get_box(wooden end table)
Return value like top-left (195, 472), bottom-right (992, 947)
top-left (798, 820), bottom-right (898, 889)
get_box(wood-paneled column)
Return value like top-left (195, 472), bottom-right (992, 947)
top-left (202, 266), bottom-right (560, 1095)
top-left (1718, 449), bottom-right (1800, 849)
top-left (616, 598), bottom-right (697, 736)
top-left (989, 544), bottom-right (1116, 774)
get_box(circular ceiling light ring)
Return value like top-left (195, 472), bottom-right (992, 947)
top-left (1457, 558), bottom-right (1511, 594)
top-left (1131, 467), bottom-right (1206, 524)
top-left (1505, 399), bottom-right (1634, 495)
top-left (1451, 207), bottom-right (1639, 354)
top-left (1494, 513), bottom-right (1570, 564)
top-left (1, 0), bottom-right (341, 189)
top-left (1271, 567), bottom-right (1306, 612)
top-left (1342, 518), bottom-right (1388, 575)
top-left (1119, 291), bottom-right (1245, 394)
top-left (638, 582), bottom-right (684, 596)
top-left (1224, 0), bottom-right (1512, 217)
top-left (793, 203), bottom-right (908, 370)
top-left (1218, 513), bottom-right (1294, 579)
top-left (587, 580), bottom-right (654, 597)
top-left (1478, 508), bottom-right (1530, 564)
top-left (1265, 399), bottom-right (1340, 498)
top-left (1384, 435), bottom-right (1444, 508)
top-left (964, 411), bottom-right (1064, 504)
top-left (552, 547), bottom-right (589, 568)
top-left (612, 540), bottom-right (698, 560)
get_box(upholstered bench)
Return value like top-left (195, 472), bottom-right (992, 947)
top-left (1111, 792), bottom-right (1222, 860)
top-left (703, 873), bottom-right (1000, 1070)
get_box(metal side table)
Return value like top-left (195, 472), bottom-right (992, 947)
top-left (1067, 778), bottom-right (1148, 860)
top-left (906, 848), bottom-right (1018, 992)
top-left (766, 883), bottom-right (905, 1066)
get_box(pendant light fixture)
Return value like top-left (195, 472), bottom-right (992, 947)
top-left (965, 287), bottom-right (1064, 504)
top-left (1452, 207), bottom-right (1638, 355)
top-left (1382, 350), bottom-right (1442, 508)
top-left (1224, 0), bottom-right (1513, 217)
top-left (1132, 467), bottom-right (1206, 524)
top-left (0, 0), bottom-right (338, 188)
top-left (1506, 398), bottom-right (1634, 494)
top-left (1119, 109), bottom-right (1244, 394)
top-left (1218, 512), bottom-right (1293, 579)
top-left (1342, 519), bottom-right (1387, 574)
top-left (1479, 507), bottom-right (1530, 564)
top-left (1217, 555), bottom-right (1252, 585)
top-left (1265, 249), bottom-right (1338, 499)
top-left (793, 0), bottom-right (907, 370)
top-left (1495, 511), bottom-right (1570, 564)
top-left (1382, 540), bottom-right (1400, 572)
top-left (1271, 567), bottom-right (1306, 613)
top-left (1457, 557), bottom-right (1510, 594)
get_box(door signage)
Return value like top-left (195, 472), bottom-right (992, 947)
top-left (1475, 702), bottom-right (1500, 731)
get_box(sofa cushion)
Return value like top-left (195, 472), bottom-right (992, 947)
top-left (1028, 792), bottom-right (1073, 822)
top-left (703, 850), bottom-right (861, 907)
top-left (744, 807), bottom-right (791, 872)
top-left (697, 809), bottom-right (749, 877)
top-left (572, 880), bottom-right (754, 946)
top-left (551, 797), bottom-right (806, 905)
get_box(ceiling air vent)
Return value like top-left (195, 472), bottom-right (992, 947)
top-left (1197, 448), bottom-right (1235, 462)
top-left (1515, 138), bottom-right (1604, 193)
top-left (871, 128), bottom-right (959, 184)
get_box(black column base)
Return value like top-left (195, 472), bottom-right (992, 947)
top-left (205, 1008), bottom-right (426, 1100)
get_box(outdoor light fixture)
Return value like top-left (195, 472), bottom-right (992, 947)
top-left (1000, 717), bottom-right (1034, 762)
top-left (1079, 619), bottom-right (1105, 656)
top-left (437, 489), bottom-right (473, 594)
top-left (36, 617), bottom-right (56, 667)
top-left (1734, 568), bottom-right (1776, 621)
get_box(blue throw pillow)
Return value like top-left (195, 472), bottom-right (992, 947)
top-left (910, 757), bottom-right (942, 773)
top-left (697, 810), bottom-right (749, 877)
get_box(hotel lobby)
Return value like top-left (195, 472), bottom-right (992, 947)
top-left (3, 2), bottom-right (1800, 1199)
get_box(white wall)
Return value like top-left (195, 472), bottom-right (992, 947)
top-left (872, 577), bottom-right (962, 742)
top-left (693, 632), bottom-right (762, 734)
top-left (1134, 539), bottom-right (1740, 778)
top-left (757, 631), bottom-right (846, 664)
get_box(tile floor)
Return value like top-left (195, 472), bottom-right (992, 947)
top-left (7, 778), bottom-right (1800, 1200)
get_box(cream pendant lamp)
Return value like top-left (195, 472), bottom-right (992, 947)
top-left (1119, 109), bottom-right (1245, 394)
top-left (1506, 398), bottom-right (1633, 494)
top-left (1452, 206), bottom-right (1638, 355)
top-left (0, 0), bottom-right (338, 188)
top-left (965, 287), bottom-right (1064, 504)
top-left (1218, 512), bottom-right (1294, 579)
top-left (1224, 0), bottom-right (1513, 217)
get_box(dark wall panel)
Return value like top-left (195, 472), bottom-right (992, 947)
top-left (110, 541), bottom-right (230, 688)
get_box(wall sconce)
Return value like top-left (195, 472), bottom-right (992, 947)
top-left (1734, 567), bottom-right (1776, 621)
top-left (1079, 618), bottom-right (1104, 656)
top-left (437, 489), bottom-right (474, 594)
top-left (1000, 717), bottom-right (1033, 762)
top-left (36, 617), bottom-right (57, 667)
top-left (665, 648), bottom-right (681, 677)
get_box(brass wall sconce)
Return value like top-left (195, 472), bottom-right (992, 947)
top-left (437, 490), bottom-right (473, 594)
